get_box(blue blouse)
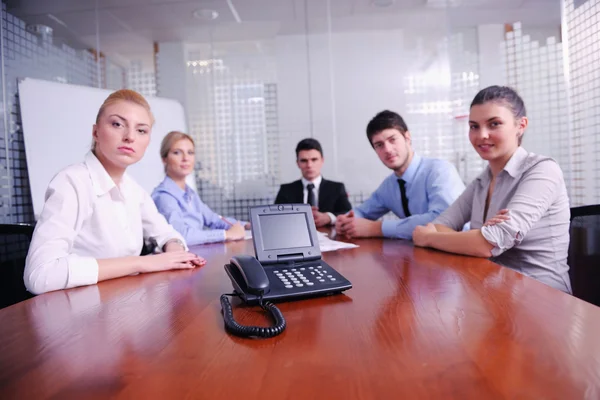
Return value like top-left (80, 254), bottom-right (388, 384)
top-left (152, 176), bottom-right (244, 245)
top-left (355, 154), bottom-right (465, 239)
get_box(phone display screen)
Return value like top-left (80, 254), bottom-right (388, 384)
top-left (258, 213), bottom-right (313, 250)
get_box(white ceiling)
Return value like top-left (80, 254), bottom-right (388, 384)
top-left (6, 0), bottom-right (561, 64)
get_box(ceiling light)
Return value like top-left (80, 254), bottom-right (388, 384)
top-left (193, 9), bottom-right (219, 21)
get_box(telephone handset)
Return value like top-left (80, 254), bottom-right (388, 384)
top-left (228, 255), bottom-right (270, 295)
top-left (220, 255), bottom-right (286, 338)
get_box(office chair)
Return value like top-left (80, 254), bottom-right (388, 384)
top-left (568, 205), bottom-right (600, 307)
top-left (0, 223), bottom-right (35, 309)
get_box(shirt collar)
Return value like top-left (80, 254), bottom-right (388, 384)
top-left (503, 146), bottom-right (528, 178)
top-left (85, 151), bottom-right (117, 196)
top-left (399, 153), bottom-right (422, 183)
top-left (476, 147), bottom-right (529, 185)
top-left (302, 175), bottom-right (322, 190)
top-left (160, 176), bottom-right (192, 201)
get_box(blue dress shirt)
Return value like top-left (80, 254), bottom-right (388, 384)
top-left (152, 177), bottom-right (244, 245)
top-left (354, 154), bottom-right (465, 240)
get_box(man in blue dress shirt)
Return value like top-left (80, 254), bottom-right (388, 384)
top-left (336, 110), bottom-right (465, 240)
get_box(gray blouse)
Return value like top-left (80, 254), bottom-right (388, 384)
top-left (433, 147), bottom-right (571, 293)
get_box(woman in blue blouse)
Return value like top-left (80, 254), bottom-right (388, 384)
top-left (152, 131), bottom-right (247, 245)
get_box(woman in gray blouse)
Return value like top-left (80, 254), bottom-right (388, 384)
top-left (413, 86), bottom-right (571, 293)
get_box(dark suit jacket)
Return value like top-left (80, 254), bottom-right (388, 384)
top-left (275, 178), bottom-right (352, 216)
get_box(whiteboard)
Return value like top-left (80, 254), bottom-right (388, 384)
top-left (18, 78), bottom-right (196, 219)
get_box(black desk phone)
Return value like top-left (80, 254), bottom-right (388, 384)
top-left (220, 204), bottom-right (352, 338)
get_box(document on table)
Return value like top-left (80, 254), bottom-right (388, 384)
top-left (316, 231), bottom-right (359, 252)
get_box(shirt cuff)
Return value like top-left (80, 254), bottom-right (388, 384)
top-left (66, 256), bottom-right (99, 289)
top-left (381, 220), bottom-right (399, 238)
top-left (480, 224), bottom-right (523, 257)
top-left (326, 212), bottom-right (336, 225)
top-left (188, 229), bottom-right (227, 246)
top-left (222, 217), bottom-right (248, 227)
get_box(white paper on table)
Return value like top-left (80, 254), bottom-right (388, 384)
top-left (318, 233), bottom-right (359, 252)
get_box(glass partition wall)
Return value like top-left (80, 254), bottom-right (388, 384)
top-left (2, 0), bottom-right (595, 224)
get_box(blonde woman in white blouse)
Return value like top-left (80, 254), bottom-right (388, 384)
top-left (24, 89), bottom-right (206, 295)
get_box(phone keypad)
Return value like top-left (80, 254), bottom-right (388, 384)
top-left (273, 265), bottom-right (336, 289)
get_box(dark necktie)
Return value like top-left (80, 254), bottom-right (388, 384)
top-left (306, 183), bottom-right (316, 207)
top-left (398, 179), bottom-right (411, 217)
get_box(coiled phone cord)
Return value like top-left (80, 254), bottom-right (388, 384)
top-left (220, 294), bottom-right (286, 338)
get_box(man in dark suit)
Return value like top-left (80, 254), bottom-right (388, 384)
top-left (275, 138), bottom-right (352, 227)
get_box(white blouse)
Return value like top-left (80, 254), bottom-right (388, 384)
top-left (24, 152), bottom-right (186, 295)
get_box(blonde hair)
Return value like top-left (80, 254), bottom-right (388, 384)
top-left (96, 89), bottom-right (155, 125)
top-left (160, 131), bottom-right (195, 160)
top-left (92, 89), bottom-right (155, 151)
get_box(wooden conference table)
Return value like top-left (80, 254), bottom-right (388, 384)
top-left (1, 235), bottom-right (600, 399)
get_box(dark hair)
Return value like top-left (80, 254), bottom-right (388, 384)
top-left (295, 138), bottom-right (323, 158)
top-left (366, 110), bottom-right (409, 146)
top-left (471, 85), bottom-right (527, 145)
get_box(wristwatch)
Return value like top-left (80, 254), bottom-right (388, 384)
top-left (163, 238), bottom-right (186, 251)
